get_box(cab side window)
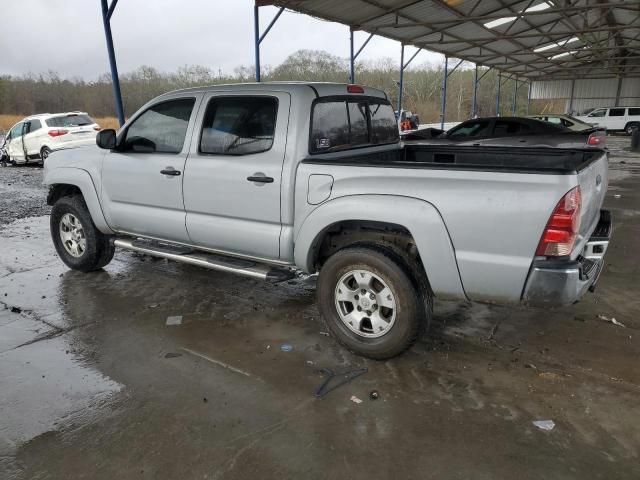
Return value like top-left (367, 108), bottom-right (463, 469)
top-left (588, 109), bottom-right (606, 118)
top-left (25, 120), bottom-right (42, 134)
top-left (608, 108), bottom-right (625, 117)
top-left (447, 120), bottom-right (492, 138)
top-left (122, 98), bottom-right (195, 154)
top-left (199, 96), bottom-right (278, 155)
top-left (493, 120), bottom-right (531, 136)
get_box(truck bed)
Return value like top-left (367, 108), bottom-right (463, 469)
top-left (302, 144), bottom-right (604, 175)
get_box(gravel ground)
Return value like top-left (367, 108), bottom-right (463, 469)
top-left (0, 164), bottom-right (50, 225)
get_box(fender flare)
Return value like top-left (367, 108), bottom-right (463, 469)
top-left (294, 194), bottom-right (467, 300)
top-left (46, 167), bottom-right (114, 234)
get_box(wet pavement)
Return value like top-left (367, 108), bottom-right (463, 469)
top-left (1, 137), bottom-right (639, 479)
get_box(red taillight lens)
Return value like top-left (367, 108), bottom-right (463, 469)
top-left (536, 187), bottom-right (581, 256)
top-left (588, 132), bottom-right (605, 146)
top-left (347, 84), bottom-right (364, 94)
top-left (48, 129), bottom-right (69, 137)
top-left (93, 125), bottom-right (101, 131)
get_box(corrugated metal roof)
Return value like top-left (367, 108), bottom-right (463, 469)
top-left (269, 0), bottom-right (640, 80)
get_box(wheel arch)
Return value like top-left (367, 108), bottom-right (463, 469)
top-left (45, 168), bottom-right (114, 234)
top-left (294, 194), bottom-right (467, 300)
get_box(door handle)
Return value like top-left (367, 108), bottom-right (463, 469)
top-left (160, 167), bottom-right (181, 176)
top-left (247, 174), bottom-right (274, 184)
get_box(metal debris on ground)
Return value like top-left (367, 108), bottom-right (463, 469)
top-left (319, 331), bottom-right (330, 336)
top-left (164, 352), bottom-right (182, 359)
top-left (10, 306), bottom-right (22, 313)
top-left (613, 194), bottom-right (621, 198)
top-left (369, 390), bottom-right (379, 400)
top-left (597, 315), bottom-right (625, 328)
top-left (350, 395), bottom-right (363, 404)
top-left (165, 315), bottom-right (183, 326)
top-left (280, 343), bottom-right (293, 352)
top-left (532, 420), bottom-right (555, 431)
top-left (314, 367), bottom-right (368, 398)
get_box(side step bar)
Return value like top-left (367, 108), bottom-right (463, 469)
top-left (114, 238), bottom-right (295, 282)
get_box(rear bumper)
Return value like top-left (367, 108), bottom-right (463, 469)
top-left (522, 210), bottom-right (612, 307)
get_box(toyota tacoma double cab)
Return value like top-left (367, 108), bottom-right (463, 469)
top-left (44, 82), bottom-right (612, 359)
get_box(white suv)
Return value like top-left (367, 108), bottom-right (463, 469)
top-left (575, 107), bottom-right (640, 134)
top-left (2, 112), bottom-right (100, 165)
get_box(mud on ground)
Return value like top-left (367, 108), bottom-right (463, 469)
top-left (1, 137), bottom-right (639, 479)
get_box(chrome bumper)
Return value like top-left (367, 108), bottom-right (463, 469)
top-left (522, 210), bottom-right (612, 307)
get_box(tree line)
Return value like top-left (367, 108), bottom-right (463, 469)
top-left (0, 49), bottom-right (552, 123)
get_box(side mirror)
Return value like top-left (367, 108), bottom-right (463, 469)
top-left (96, 129), bottom-right (117, 149)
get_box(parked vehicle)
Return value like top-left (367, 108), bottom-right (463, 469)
top-left (3, 112), bottom-right (100, 165)
top-left (527, 113), bottom-right (597, 132)
top-left (396, 109), bottom-right (420, 131)
top-left (43, 83), bottom-right (612, 359)
top-left (575, 107), bottom-right (640, 134)
top-left (0, 132), bottom-right (8, 167)
top-left (427, 116), bottom-right (606, 148)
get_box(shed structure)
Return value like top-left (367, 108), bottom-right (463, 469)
top-left (100, 0), bottom-right (640, 126)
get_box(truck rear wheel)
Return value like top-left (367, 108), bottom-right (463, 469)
top-left (50, 195), bottom-right (115, 272)
top-left (317, 244), bottom-right (429, 359)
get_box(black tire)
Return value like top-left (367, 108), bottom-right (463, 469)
top-left (625, 123), bottom-right (639, 135)
top-left (40, 146), bottom-right (51, 164)
top-left (50, 195), bottom-right (115, 272)
top-left (317, 244), bottom-right (430, 360)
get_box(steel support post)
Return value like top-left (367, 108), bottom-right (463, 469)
top-left (496, 73), bottom-right (502, 116)
top-left (349, 30), bottom-right (374, 84)
top-left (254, 4), bottom-right (285, 82)
top-left (471, 65), bottom-right (478, 118)
top-left (254, 5), bottom-right (261, 82)
top-left (397, 44), bottom-right (405, 113)
top-left (349, 29), bottom-right (355, 84)
top-left (512, 79), bottom-right (518, 115)
top-left (100, 0), bottom-right (124, 126)
top-left (568, 78), bottom-right (576, 113)
top-left (440, 57), bottom-right (448, 130)
top-left (527, 82), bottom-right (532, 115)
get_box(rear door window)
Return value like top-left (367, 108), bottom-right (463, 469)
top-left (310, 97), bottom-right (398, 153)
top-left (629, 108), bottom-right (640, 116)
top-left (26, 119), bottom-right (42, 133)
top-left (199, 96), bottom-right (278, 155)
top-left (608, 108), bottom-right (625, 117)
top-left (493, 120), bottom-right (531, 136)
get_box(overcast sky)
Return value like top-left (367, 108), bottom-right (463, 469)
top-left (0, 0), bottom-right (443, 79)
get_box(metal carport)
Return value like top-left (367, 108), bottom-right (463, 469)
top-left (100, 0), bottom-right (640, 127)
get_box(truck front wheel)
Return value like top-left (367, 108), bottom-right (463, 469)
top-left (317, 245), bottom-right (429, 359)
top-left (50, 195), bottom-right (115, 272)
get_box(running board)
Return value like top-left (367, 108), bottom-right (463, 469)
top-left (114, 238), bottom-right (295, 282)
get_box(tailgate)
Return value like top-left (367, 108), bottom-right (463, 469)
top-left (574, 151), bottom-right (608, 257)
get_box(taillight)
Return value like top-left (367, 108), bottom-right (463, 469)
top-left (347, 84), bottom-right (364, 94)
top-left (93, 126), bottom-right (101, 131)
top-left (587, 131), bottom-right (605, 146)
top-left (48, 129), bottom-right (69, 137)
top-left (536, 187), bottom-right (581, 256)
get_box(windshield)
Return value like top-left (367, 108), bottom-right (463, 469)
top-left (46, 114), bottom-right (94, 128)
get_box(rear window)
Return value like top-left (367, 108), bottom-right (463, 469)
top-left (46, 114), bottom-right (94, 128)
top-left (629, 108), bottom-right (640, 116)
top-left (310, 97), bottom-right (398, 153)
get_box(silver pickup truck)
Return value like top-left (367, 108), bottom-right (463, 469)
top-left (44, 82), bottom-right (612, 359)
